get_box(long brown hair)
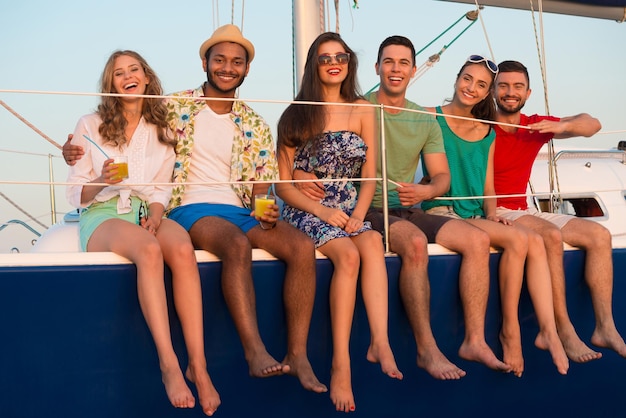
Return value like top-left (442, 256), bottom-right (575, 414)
top-left (97, 50), bottom-right (175, 148)
top-left (277, 32), bottom-right (361, 149)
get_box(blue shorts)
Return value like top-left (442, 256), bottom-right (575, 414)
top-left (168, 203), bottom-right (259, 233)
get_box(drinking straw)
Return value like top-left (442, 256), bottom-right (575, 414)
top-left (82, 135), bottom-right (109, 158)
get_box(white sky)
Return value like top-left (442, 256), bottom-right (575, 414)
top-left (1, 0), bottom-right (625, 252)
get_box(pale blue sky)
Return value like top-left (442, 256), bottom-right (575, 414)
top-left (1, 0), bottom-right (625, 251)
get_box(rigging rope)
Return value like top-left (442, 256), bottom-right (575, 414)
top-left (474, 0), bottom-right (496, 62)
top-left (407, 10), bottom-right (480, 90)
top-left (529, 0), bottom-right (563, 213)
top-left (0, 100), bottom-right (62, 150)
top-left (0, 191), bottom-right (48, 229)
top-left (319, 0), bottom-right (325, 34)
top-left (0, 148), bottom-right (62, 158)
top-left (367, 10), bottom-right (479, 95)
top-left (334, 0), bottom-right (340, 33)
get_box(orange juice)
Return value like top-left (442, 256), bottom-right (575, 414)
top-left (255, 195), bottom-right (275, 218)
top-left (113, 162), bottom-right (129, 179)
top-left (111, 156), bottom-right (129, 180)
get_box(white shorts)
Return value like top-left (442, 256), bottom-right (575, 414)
top-left (495, 207), bottom-right (575, 229)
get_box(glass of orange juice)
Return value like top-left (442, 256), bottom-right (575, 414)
top-left (111, 156), bottom-right (129, 181)
top-left (254, 194), bottom-right (276, 218)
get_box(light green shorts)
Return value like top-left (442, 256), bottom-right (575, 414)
top-left (79, 196), bottom-right (144, 251)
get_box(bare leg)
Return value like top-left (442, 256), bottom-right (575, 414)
top-left (562, 219), bottom-right (626, 357)
top-left (158, 219), bottom-right (220, 415)
top-left (513, 215), bottom-right (601, 363)
top-left (436, 220), bottom-right (511, 372)
top-left (248, 222), bottom-right (327, 393)
top-left (466, 218), bottom-right (527, 377)
top-left (316, 238), bottom-right (360, 413)
top-left (389, 221), bottom-right (466, 380)
top-left (89, 219), bottom-right (194, 408)
top-left (516, 226), bottom-right (569, 375)
top-left (189, 217), bottom-right (285, 378)
top-left (352, 231), bottom-right (402, 380)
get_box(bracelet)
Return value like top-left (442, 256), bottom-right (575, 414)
top-left (259, 221), bottom-right (276, 230)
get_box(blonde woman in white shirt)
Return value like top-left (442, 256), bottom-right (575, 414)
top-left (66, 50), bottom-right (220, 416)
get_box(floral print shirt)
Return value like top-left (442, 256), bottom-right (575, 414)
top-left (165, 85), bottom-right (278, 211)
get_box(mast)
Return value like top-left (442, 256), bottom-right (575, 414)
top-left (292, 0), bottom-right (324, 96)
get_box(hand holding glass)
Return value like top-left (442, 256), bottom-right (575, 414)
top-left (255, 194), bottom-right (276, 218)
top-left (110, 156), bottom-right (129, 181)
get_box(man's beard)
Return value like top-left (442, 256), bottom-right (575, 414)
top-left (206, 71), bottom-right (246, 94)
top-left (497, 97), bottom-right (525, 114)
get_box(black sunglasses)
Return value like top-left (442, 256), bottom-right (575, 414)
top-left (318, 53), bottom-right (350, 66)
top-left (467, 55), bottom-right (498, 74)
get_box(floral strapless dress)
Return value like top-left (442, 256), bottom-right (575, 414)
top-left (281, 130), bottom-right (372, 248)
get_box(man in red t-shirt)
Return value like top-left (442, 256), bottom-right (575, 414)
top-left (493, 60), bottom-right (626, 362)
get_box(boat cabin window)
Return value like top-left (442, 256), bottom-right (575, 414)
top-left (536, 197), bottom-right (605, 218)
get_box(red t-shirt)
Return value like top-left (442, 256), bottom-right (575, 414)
top-left (493, 114), bottom-right (560, 210)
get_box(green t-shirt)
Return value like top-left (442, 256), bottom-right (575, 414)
top-left (365, 91), bottom-right (445, 208)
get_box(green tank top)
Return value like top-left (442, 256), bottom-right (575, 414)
top-left (421, 106), bottom-right (495, 218)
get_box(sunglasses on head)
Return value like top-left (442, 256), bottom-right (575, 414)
top-left (318, 52), bottom-right (351, 66)
top-left (467, 55), bottom-right (498, 74)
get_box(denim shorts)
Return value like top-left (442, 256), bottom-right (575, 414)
top-left (168, 202), bottom-right (259, 233)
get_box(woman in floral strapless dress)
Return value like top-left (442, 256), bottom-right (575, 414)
top-left (276, 32), bottom-right (402, 414)
top-left (281, 130), bottom-right (371, 247)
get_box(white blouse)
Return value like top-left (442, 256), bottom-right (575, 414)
top-left (66, 113), bottom-right (175, 210)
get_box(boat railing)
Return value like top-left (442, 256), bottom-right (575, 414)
top-left (1, 91), bottom-right (625, 253)
top-left (551, 149), bottom-right (626, 164)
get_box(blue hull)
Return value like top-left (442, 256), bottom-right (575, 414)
top-left (1, 249), bottom-right (625, 418)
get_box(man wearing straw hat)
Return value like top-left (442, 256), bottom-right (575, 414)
top-left (166, 24), bottom-right (326, 394)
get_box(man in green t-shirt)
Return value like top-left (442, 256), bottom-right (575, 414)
top-left (296, 35), bottom-right (510, 379)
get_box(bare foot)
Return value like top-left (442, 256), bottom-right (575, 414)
top-left (247, 350), bottom-right (289, 377)
top-left (458, 340), bottom-right (511, 373)
top-left (535, 330), bottom-right (569, 375)
top-left (330, 366), bottom-right (355, 413)
top-left (366, 342), bottom-right (403, 380)
top-left (591, 326), bottom-right (626, 358)
top-left (283, 354), bottom-right (328, 393)
top-left (558, 324), bottom-right (602, 363)
top-left (162, 367), bottom-right (195, 409)
top-left (186, 366), bottom-right (221, 416)
top-left (500, 329), bottom-right (524, 378)
top-left (416, 347), bottom-right (466, 380)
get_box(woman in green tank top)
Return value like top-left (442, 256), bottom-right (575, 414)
top-left (422, 56), bottom-right (568, 378)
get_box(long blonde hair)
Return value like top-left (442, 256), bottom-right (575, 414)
top-left (97, 50), bottom-right (175, 147)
